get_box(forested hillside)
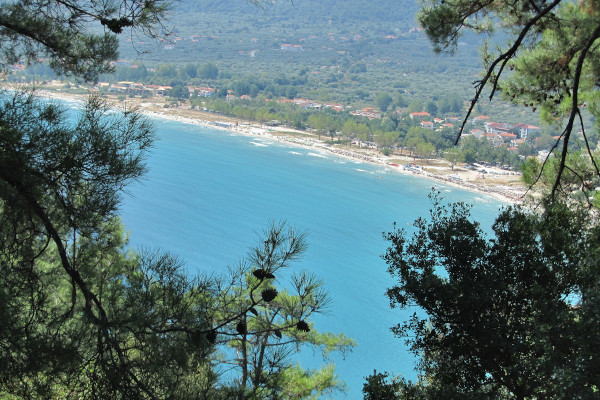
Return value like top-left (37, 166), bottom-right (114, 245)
top-left (115, 0), bottom-right (485, 108)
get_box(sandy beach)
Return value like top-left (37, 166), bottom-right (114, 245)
top-left (35, 88), bottom-right (526, 204)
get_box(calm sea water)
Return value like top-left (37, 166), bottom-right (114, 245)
top-left (119, 118), bottom-right (504, 398)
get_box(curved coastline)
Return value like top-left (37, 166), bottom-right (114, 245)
top-left (36, 89), bottom-right (525, 204)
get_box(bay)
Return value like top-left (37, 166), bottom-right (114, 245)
top-left (119, 117), bottom-right (504, 398)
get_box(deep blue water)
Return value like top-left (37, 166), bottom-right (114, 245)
top-left (119, 118), bottom-right (504, 398)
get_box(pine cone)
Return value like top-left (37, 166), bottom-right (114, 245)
top-left (261, 288), bottom-right (278, 302)
top-left (253, 269), bottom-right (267, 279)
top-left (236, 321), bottom-right (247, 335)
top-left (205, 330), bottom-right (217, 344)
top-left (296, 320), bottom-right (310, 332)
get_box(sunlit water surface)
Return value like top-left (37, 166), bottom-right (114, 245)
top-left (119, 118), bottom-right (504, 398)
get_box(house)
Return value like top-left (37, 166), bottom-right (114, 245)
top-left (409, 111), bottom-right (431, 119)
top-left (324, 103), bottom-right (344, 111)
top-left (499, 132), bottom-right (518, 141)
top-left (483, 133), bottom-right (503, 146)
top-left (469, 129), bottom-right (485, 139)
top-left (512, 138), bottom-right (526, 147)
top-left (293, 98), bottom-right (312, 108)
top-left (199, 87), bottom-right (215, 97)
top-left (421, 121), bottom-right (434, 129)
top-left (485, 122), bottom-right (514, 135)
top-left (350, 109), bottom-right (381, 119)
top-left (513, 123), bottom-right (540, 139)
top-left (472, 115), bottom-right (490, 124)
top-left (146, 85), bottom-right (172, 96)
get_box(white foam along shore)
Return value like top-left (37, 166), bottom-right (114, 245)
top-left (146, 109), bottom-right (523, 204)
top-left (36, 89), bottom-right (523, 204)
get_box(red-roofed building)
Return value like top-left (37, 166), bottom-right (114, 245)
top-left (409, 111), bottom-right (431, 119)
top-left (513, 123), bottom-right (540, 139)
top-left (485, 122), bottom-right (513, 135)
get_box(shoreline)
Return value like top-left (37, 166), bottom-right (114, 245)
top-left (35, 89), bottom-right (525, 204)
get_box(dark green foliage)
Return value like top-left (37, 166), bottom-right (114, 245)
top-left (0, 0), bottom-right (169, 81)
top-left (418, 0), bottom-right (600, 192)
top-left (376, 93), bottom-right (393, 112)
top-left (363, 371), bottom-right (404, 400)
top-left (0, 96), bottom-right (354, 397)
top-left (197, 63), bottom-right (219, 80)
top-left (0, 1), bottom-right (356, 398)
top-left (381, 192), bottom-right (600, 399)
top-left (168, 84), bottom-right (190, 99)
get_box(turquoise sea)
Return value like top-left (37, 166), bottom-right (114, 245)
top-left (119, 118), bottom-right (504, 398)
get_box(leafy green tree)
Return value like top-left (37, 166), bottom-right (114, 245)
top-left (169, 84), bottom-right (190, 99)
top-left (376, 92), bottom-right (393, 112)
top-left (394, 93), bottom-right (408, 108)
top-left (206, 223), bottom-right (355, 399)
top-left (156, 64), bottom-right (177, 79)
top-left (444, 147), bottom-right (463, 169)
top-left (342, 119), bottom-right (370, 144)
top-left (363, 371), bottom-right (403, 400)
top-left (380, 193), bottom-right (600, 399)
top-left (374, 131), bottom-right (399, 149)
top-left (436, 93), bottom-right (462, 115)
top-left (521, 151), bottom-right (600, 206)
top-left (461, 147), bottom-right (477, 164)
top-left (415, 141), bottom-right (435, 161)
top-left (425, 101), bottom-right (438, 116)
top-left (185, 63), bottom-right (198, 79)
top-left (407, 100), bottom-right (423, 113)
top-left (418, 0), bottom-right (600, 195)
top-left (198, 63), bottom-right (219, 79)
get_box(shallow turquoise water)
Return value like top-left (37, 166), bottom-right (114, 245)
top-left (119, 118), bottom-right (504, 398)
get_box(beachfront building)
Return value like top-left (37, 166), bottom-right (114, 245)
top-left (146, 85), bottom-right (173, 96)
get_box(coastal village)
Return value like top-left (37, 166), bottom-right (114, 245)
top-left (31, 78), bottom-right (537, 203)
top-left (73, 79), bottom-right (541, 147)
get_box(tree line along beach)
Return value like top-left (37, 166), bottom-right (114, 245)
top-left (35, 87), bottom-right (525, 204)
